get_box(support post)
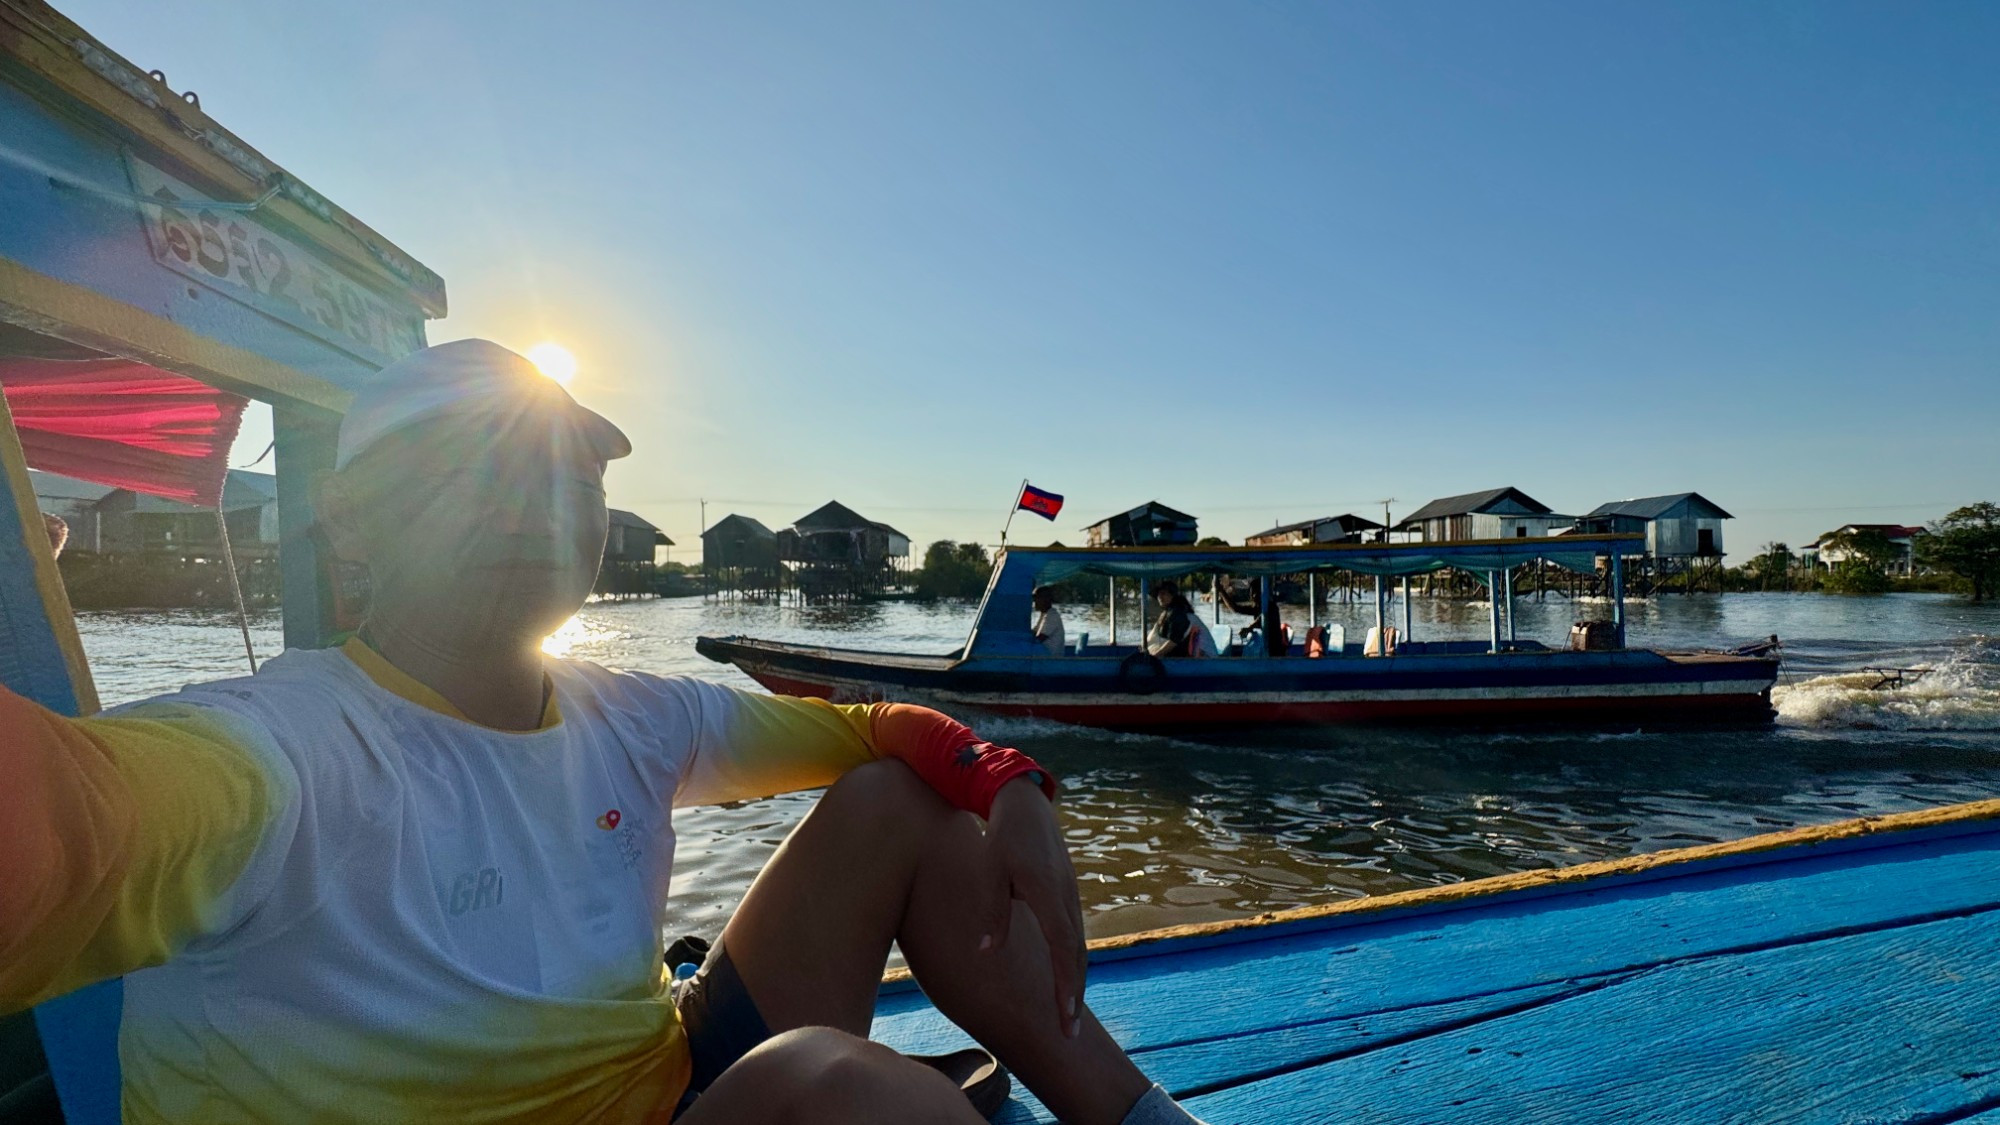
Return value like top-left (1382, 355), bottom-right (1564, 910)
top-left (1373, 574), bottom-right (1385, 649)
top-left (1504, 566), bottom-right (1515, 648)
top-left (274, 405), bottom-right (341, 651)
top-left (1108, 576), bottom-right (1118, 646)
top-left (1611, 551), bottom-right (1626, 648)
top-left (1489, 571), bottom-right (1502, 654)
top-left (1401, 576), bottom-right (1412, 642)
top-left (1308, 572), bottom-right (1317, 628)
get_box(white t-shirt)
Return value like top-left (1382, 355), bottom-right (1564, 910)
top-left (103, 644), bottom-right (893, 1123)
top-left (1032, 605), bottom-right (1066, 655)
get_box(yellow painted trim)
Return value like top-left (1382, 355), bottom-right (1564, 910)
top-left (1099, 797), bottom-right (2000, 952)
top-left (0, 387), bottom-right (99, 714)
top-left (0, 257), bottom-right (350, 413)
top-left (881, 797), bottom-right (2000, 983)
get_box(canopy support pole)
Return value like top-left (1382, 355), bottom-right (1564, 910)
top-left (1108, 576), bottom-right (1117, 646)
top-left (1504, 566), bottom-right (1516, 649)
top-left (1611, 551), bottom-right (1626, 648)
top-left (274, 406), bottom-right (339, 650)
top-left (1308, 572), bottom-right (1317, 628)
top-left (214, 507), bottom-right (258, 673)
top-left (1489, 571), bottom-right (1502, 654)
top-left (1401, 576), bottom-right (1412, 643)
top-left (1373, 575), bottom-right (1385, 649)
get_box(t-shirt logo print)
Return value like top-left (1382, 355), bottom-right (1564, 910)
top-left (597, 809), bottom-right (621, 830)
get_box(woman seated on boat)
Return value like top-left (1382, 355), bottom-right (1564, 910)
top-left (1032, 585), bottom-right (1066, 656)
top-left (0, 341), bottom-right (1206, 1125)
top-left (1146, 580), bottom-right (1197, 657)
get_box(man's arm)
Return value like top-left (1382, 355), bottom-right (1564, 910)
top-left (0, 689), bottom-right (292, 1012)
top-left (675, 681), bottom-right (1054, 815)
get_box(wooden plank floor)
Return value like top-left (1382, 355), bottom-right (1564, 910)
top-left (872, 804), bottom-right (2000, 1124)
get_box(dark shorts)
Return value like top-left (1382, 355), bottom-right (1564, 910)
top-left (672, 939), bottom-right (775, 1118)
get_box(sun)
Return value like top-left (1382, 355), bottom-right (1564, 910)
top-left (526, 341), bottom-right (578, 385)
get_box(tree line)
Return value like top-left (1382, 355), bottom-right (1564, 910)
top-left (1731, 502), bottom-right (2000, 599)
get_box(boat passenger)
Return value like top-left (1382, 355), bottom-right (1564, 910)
top-left (0, 340), bottom-right (1208, 1125)
top-left (1146, 580), bottom-right (1195, 657)
top-left (1032, 585), bottom-right (1066, 656)
top-left (41, 512), bottom-right (67, 558)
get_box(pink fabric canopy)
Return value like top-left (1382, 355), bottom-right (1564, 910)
top-left (1, 358), bottom-right (248, 507)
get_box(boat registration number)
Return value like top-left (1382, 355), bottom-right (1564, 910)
top-left (125, 156), bottom-right (425, 365)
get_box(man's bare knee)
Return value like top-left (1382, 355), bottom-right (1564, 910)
top-left (814, 757), bottom-right (957, 835)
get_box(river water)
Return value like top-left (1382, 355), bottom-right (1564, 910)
top-left (75, 592), bottom-right (2000, 941)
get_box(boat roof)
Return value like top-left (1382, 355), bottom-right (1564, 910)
top-left (997, 532), bottom-right (1643, 582)
top-left (2, 2), bottom-right (446, 319)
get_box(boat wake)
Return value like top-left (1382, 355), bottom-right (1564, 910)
top-left (1775, 636), bottom-right (2000, 731)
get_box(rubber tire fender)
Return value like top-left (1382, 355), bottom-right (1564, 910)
top-left (1118, 651), bottom-right (1167, 695)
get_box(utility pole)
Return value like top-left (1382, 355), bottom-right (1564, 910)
top-left (1377, 498), bottom-right (1396, 543)
top-left (699, 498), bottom-right (707, 599)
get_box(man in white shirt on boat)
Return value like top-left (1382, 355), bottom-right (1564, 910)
top-left (0, 340), bottom-right (1212, 1125)
top-left (1032, 585), bottom-right (1067, 655)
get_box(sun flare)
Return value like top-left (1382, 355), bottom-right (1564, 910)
top-left (526, 341), bottom-right (578, 385)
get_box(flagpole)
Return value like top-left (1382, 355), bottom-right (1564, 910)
top-left (1000, 478), bottom-right (1026, 548)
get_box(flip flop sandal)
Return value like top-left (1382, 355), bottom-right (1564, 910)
top-left (908, 1047), bottom-right (1011, 1119)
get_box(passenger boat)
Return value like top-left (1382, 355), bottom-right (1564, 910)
top-left (698, 537), bottom-right (1781, 729)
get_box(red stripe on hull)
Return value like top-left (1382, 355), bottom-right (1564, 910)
top-left (740, 671), bottom-right (1773, 727)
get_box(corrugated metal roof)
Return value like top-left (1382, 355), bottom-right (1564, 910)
top-left (704, 513), bottom-right (775, 540)
top-left (28, 469), bottom-right (115, 503)
top-left (1396, 487), bottom-right (1550, 528)
top-left (794, 500), bottom-right (874, 532)
top-left (1248, 513), bottom-right (1386, 539)
top-left (607, 508), bottom-right (671, 546)
top-left (121, 469), bottom-right (275, 513)
top-left (1585, 492), bottom-right (1734, 521)
top-left (1086, 500), bottom-right (1198, 529)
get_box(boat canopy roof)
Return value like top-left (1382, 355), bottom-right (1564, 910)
top-left (1005, 532), bottom-right (1641, 583)
top-left (963, 533), bottom-right (1642, 657)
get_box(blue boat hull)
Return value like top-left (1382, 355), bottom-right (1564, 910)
top-left (871, 799), bottom-right (2000, 1123)
top-left (695, 636), bottom-right (1778, 728)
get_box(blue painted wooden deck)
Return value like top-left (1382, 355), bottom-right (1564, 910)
top-left (873, 803), bottom-right (2000, 1124)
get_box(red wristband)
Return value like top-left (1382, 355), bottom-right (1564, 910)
top-left (866, 704), bottom-right (1057, 818)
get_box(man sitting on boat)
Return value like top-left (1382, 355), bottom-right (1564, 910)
top-left (1032, 585), bottom-right (1066, 656)
top-left (0, 340), bottom-right (1206, 1125)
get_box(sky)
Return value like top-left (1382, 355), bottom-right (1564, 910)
top-left (60, 0), bottom-right (2000, 558)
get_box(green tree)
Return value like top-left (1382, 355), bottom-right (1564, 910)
top-left (914, 540), bottom-right (992, 600)
top-left (1820, 528), bottom-right (1896, 595)
top-left (1920, 502), bottom-right (2000, 601)
top-left (1751, 542), bottom-right (1794, 591)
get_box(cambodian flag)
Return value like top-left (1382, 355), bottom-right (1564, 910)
top-left (1018, 483), bottom-right (1064, 520)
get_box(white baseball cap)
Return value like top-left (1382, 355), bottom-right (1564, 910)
top-left (335, 339), bottom-right (631, 471)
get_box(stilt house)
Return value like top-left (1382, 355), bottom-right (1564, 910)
top-left (1394, 487), bottom-right (1568, 542)
top-left (1084, 501), bottom-right (1199, 547)
top-left (1580, 493), bottom-right (1731, 559)
top-left (702, 514), bottom-right (781, 597)
top-left (1245, 513), bottom-right (1385, 547)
